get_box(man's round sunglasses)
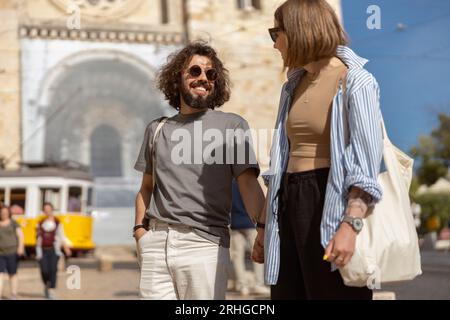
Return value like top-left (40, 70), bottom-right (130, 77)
top-left (268, 27), bottom-right (282, 43)
top-left (187, 65), bottom-right (218, 82)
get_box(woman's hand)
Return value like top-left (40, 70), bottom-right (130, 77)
top-left (324, 186), bottom-right (371, 267)
top-left (252, 228), bottom-right (265, 264)
top-left (324, 222), bottom-right (357, 268)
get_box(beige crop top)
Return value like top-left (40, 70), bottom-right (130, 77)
top-left (286, 57), bottom-right (348, 173)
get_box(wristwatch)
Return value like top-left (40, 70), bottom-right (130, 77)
top-left (341, 215), bottom-right (364, 233)
top-left (133, 224), bottom-right (146, 232)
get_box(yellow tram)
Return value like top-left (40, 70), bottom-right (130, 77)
top-left (0, 163), bottom-right (95, 254)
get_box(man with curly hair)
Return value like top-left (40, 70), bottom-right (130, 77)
top-left (133, 42), bottom-right (266, 300)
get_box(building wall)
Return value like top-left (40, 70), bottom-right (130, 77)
top-left (0, 0), bottom-right (184, 170)
top-left (23, 0), bottom-right (183, 31)
top-left (0, 1), bottom-right (180, 169)
top-left (188, 0), bottom-right (342, 171)
top-left (0, 0), bottom-right (342, 177)
top-left (0, 1), bottom-right (21, 169)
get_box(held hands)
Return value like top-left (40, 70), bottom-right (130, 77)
top-left (250, 217), bottom-right (360, 267)
top-left (251, 228), bottom-right (265, 264)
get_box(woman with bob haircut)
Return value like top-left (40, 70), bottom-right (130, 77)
top-left (253, 0), bottom-right (384, 300)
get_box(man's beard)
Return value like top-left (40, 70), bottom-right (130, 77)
top-left (180, 81), bottom-right (215, 110)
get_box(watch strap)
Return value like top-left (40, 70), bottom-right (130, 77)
top-left (133, 224), bottom-right (146, 232)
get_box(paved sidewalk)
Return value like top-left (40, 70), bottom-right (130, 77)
top-left (2, 247), bottom-right (448, 300)
top-left (1, 246), bottom-right (270, 300)
top-left (2, 265), bottom-right (269, 300)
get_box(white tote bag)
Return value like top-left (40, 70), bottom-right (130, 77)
top-left (339, 118), bottom-right (422, 288)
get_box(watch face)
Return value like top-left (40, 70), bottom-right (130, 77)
top-left (353, 218), bottom-right (364, 231)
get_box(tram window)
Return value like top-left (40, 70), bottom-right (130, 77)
top-left (10, 188), bottom-right (26, 215)
top-left (87, 187), bottom-right (93, 207)
top-left (40, 188), bottom-right (61, 211)
top-left (0, 188), bottom-right (5, 206)
top-left (68, 187), bottom-right (82, 212)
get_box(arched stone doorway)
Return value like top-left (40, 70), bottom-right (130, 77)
top-left (41, 51), bottom-right (171, 206)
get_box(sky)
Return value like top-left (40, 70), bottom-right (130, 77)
top-left (341, 0), bottom-right (450, 154)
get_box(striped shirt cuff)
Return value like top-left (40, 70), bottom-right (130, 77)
top-left (344, 173), bottom-right (383, 204)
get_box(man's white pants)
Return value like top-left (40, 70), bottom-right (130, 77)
top-left (137, 219), bottom-right (230, 300)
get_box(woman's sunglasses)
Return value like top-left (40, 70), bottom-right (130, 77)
top-left (268, 27), bottom-right (282, 43)
top-left (187, 65), bottom-right (218, 82)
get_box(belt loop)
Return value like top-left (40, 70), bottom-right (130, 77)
top-left (150, 219), bottom-right (156, 231)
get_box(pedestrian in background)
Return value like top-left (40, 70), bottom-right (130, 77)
top-left (36, 202), bottom-right (71, 299)
top-left (0, 205), bottom-right (24, 300)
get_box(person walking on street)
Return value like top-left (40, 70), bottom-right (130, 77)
top-left (0, 205), bottom-right (24, 300)
top-left (36, 202), bottom-right (72, 300)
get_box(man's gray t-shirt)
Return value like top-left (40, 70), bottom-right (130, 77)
top-left (134, 109), bottom-right (260, 248)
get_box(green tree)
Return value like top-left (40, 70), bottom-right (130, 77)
top-left (410, 113), bottom-right (449, 186)
top-left (409, 175), bottom-right (420, 201)
top-left (432, 113), bottom-right (450, 167)
top-left (415, 193), bottom-right (450, 233)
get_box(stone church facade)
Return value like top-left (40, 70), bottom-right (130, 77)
top-left (0, 0), bottom-right (341, 206)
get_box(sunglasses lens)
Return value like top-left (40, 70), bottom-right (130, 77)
top-left (206, 69), bottom-right (218, 81)
top-left (273, 32), bottom-right (278, 42)
top-left (188, 65), bottom-right (202, 77)
top-left (269, 28), bottom-right (280, 42)
top-left (188, 65), bottom-right (217, 82)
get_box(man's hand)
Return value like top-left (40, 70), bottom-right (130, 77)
top-left (252, 228), bottom-right (265, 263)
top-left (135, 173), bottom-right (153, 244)
top-left (134, 228), bottom-right (148, 242)
top-left (324, 222), bottom-right (357, 268)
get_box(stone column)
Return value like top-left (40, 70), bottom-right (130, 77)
top-left (0, 3), bottom-right (21, 169)
top-left (122, 130), bottom-right (134, 180)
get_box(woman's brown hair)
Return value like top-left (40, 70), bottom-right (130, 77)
top-left (275, 0), bottom-right (348, 68)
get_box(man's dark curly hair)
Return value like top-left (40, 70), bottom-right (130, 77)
top-left (156, 42), bottom-right (231, 110)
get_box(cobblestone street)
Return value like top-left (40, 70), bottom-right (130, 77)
top-left (382, 251), bottom-right (450, 300)
top-left (1, 246), bottom-right (270, 300)
top-left (2, 247), bottom-right (449, 300)
top-left (5, 266), bottom-right (271, 300)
